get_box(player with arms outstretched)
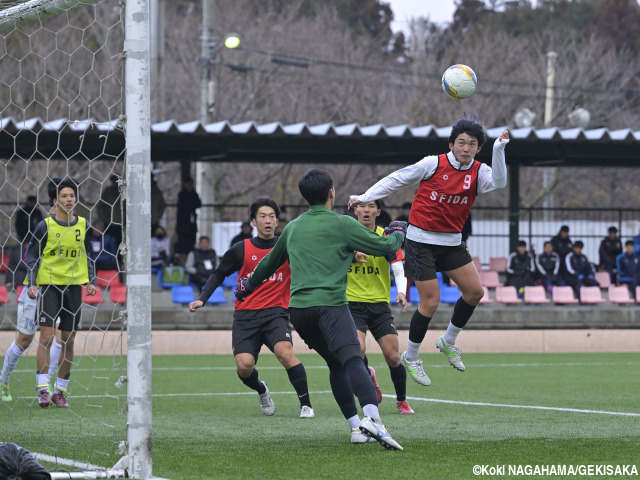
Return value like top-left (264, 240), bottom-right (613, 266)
top-left (347, 198), bottom-right (414, 414)
top-left (189, 196), bottom-right (314, 418)
top-left (350, 115), bottom-right (509, 385)
top-left (235, 169), bottom-right (406, 450)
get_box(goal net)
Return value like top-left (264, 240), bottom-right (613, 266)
top-left (0, 0), bottom-right (151, 478)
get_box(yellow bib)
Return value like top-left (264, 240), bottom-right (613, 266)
top-left (36, 216), bottom-right (89, 285)
top-left (346, 226), bottom-right (392, 303)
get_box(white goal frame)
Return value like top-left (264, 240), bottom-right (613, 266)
top-left (1, 0), bottom-right (153, 478)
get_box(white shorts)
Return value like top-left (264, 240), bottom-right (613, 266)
top-left (17, 287), bottom-right (38, 336)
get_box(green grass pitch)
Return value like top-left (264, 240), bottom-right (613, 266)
top-left (2, 352), bottom-right (639, 479)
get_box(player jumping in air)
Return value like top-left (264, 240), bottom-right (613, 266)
top-left (189, 196), bottom-right (314, 419)
top-left (235, 169), bottom-right (406, 450)
top-left (350, 115), bottom-right (509, 385)
top-left (347, 197), bottom-right (414, 414)
top-left (26, 177), bottom-right (96, 408)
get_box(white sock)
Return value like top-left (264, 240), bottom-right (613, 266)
top-left (46, 341), bottom-right (63, 381)
top-left (54, 377), bottom-right (69, 393)
top-left (36, 373), bottom-right (49, 391)
top-left (362, 404), bottom-right (381, 424)
top-left (1, 341), bottom-right (25, 384)
top-left (404, 340), bottom-right (421, 362)
top-left (444, 322), bottom-right (463, 346)
top-left (347, 415), bottom-right (360, 430)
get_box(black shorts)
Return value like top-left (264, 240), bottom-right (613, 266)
top-left (405, 239), bottom-right (472, 281)
top-left (232, 307), bottom-right (292, 361)
top-left (289, 305), bottom-right (360, 355)
top-left (37, 284), bottom-right (82, 331)
top-left (349, 302), bottom-right (398, 340)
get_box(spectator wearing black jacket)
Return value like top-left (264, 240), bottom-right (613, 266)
top-left (535, 241), bottom-right (563, 293)
top-left (598, 226), bottom-right (622, 283)
top-left (616, 241), bottom-right (639, 298)
top-left (185, 236), bottom-right (218, 290)
top-left (551, 225), bottom-right (573, 264)
top-left (563, 241), bottom-right (599, 298)
top-left (15, 195), bottom-right (43, 242)
top-left (505, 240), bottom-right (535, 296)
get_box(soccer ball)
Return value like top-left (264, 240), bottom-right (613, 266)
top-left (441, 64), bottom-right (477, 99)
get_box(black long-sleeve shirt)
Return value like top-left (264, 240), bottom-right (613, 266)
top-left (198, 237), bottom-right (278, 316)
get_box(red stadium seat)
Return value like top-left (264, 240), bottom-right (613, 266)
top-left (608, 286), bottom-right (634, 305)
top-left (82, 285), bottom-right (105, 304)
top-left (472, 256), bottom-right (483, 271)
top-left (0, 285), bottom-right (10, 304)
top-left (96, 270), bottom-right (122, 288)
top-left (480, 270), bottom-right (502, 288)
top-left (524, 286), bottom-right (550, 304)
top-left (594, 271), bottom-right (611, 288)
top-left (489, 257), bottom-right (507, 273)
top-left (579, 286), bottom-right (605, 304)
top-left (0, 254), bottom-right (10, 273)
top-left (552, 286), bottom-right (579, 304)
top-left (110, 286), bottom-right (127, 304)
top-left (495, 286), bottom-right (522, 304)
top-left (479, 286), bottom-right (493, 304)
top-left (15, 284), bottom-right (25, 301)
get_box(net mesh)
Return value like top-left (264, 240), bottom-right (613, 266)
top-left (0, 0), bottom-right (127, 474)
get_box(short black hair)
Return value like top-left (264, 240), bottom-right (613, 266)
top-left (299, 169), bottom-right (333, 206)
top-left (543, 241), bottom-right (552, 247)
top-left (517, 240), bottom-right (527, 247)
top-left (48, 177), bottom-right (78, 203)
top-left (625, 240), bottom-right (634, 247)
top-left (26, 195), bottom-right (37, 203)
top-left (608, 226), bottom-right (618, 233)
top-left (573, 240), bottom-right (584, 248)
top-left (449, 114), bottom-right (487, 147)
top-left (249, 196), bottom-right (280, 220)
top-left (560, 225), bottom-right (570, 232)
top-left (199, 236), bottom-right (210, 242)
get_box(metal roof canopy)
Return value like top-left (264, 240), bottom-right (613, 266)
top-left (3, 117), bottom-right (639, 251)
top-left (1, 118), bottom-right (639, 167)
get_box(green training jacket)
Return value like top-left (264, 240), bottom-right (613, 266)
top-left (249, 205), bottom-right (404, 308)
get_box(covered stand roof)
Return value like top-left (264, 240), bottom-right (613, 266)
top-left (1, 117), bottom-right (639, 167)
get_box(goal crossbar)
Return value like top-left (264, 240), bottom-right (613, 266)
top-left (0, 0), bottom-right (101, 33)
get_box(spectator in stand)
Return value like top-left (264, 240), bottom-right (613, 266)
top-left (504, 240), bottom-right (535, 297)
top-left (88, 220), bottom-right (119, 271)
top-left (395, 202), bottom-right (412, 222)
top-left (151, 176), bottom-right (167, 232)
top-left (174, 177), bottom-right (202, 257)
top-left (562, 240), bottom-right (599, 299)
top-left (616, 240), bottom-right (639, 298)
top-left (633, 230), bottom-right (640, 256)
top-left (551, 225), bottom-right (573, 263)
top-left (535, 241), bottom-right (563, 293)
top-left (5, 237), bottom-right (29, 290)
top-left (97, 175), bottom-right (123, 248)
top-left (598, 226), bottom-right (622, 283)
top-left (230, 222), bottom-right (254, 248)
top-left (151, 225), bottom-right (171, 270)
top-left (15, 195), bottom-right (43, 242)
top-left (185, 236), bottom-right (217, 291)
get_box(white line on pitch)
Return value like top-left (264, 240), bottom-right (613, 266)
top-left (45, 390), bottom-right (640, 417)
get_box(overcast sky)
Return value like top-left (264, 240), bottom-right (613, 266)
top-left (386, 0), bottom-right (457, 32)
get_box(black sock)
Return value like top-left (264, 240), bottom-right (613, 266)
top-left (343, 356), bottom-right (377, 408)
top-left (287, 363), bottom-right (311, 408)
top-left (451, 297), bottom-right (476, 328)
top-left (363, 355), bottom-right (370, 372)
top-left (408, 309), bottom-right (432, 344)
top-left (238, 368), bottom-right (266, 394)
top-left (389, 364), bottom-right (407, 402)
top-left (329, 366), bottom-right (358, 420)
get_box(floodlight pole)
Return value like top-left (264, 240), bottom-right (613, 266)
top-left (542, 51), bottom-right (557, 222)
top-left (125, 0), bottom-right (153, 477)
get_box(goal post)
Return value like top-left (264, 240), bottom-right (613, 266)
top-left (0, 0), bottom-right (153, 478)
top-left (123, 0), bottom-right (153, 477)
